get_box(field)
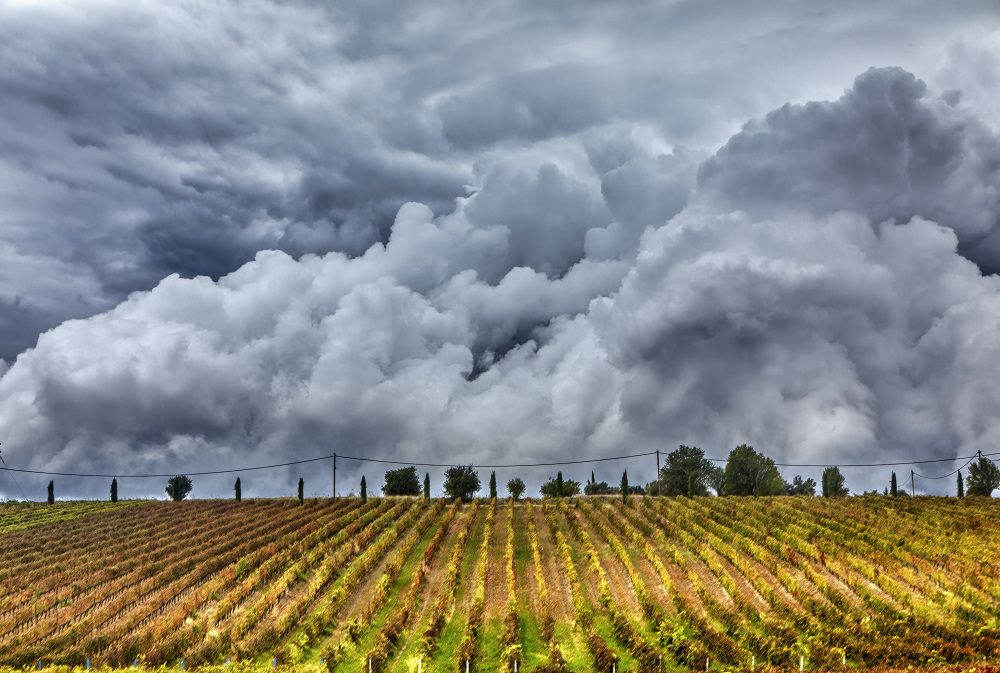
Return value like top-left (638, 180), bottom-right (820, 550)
top-left (0, 496), bottom-right (997, 673)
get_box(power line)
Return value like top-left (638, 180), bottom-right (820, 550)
top-left (0, 444), bottom-right (29, 501)
top-left (0, 447), bottom-right (996, 479)
top-left (704, 451), bottom-right (1000, 469)
top-left (336, 451), bottom-right (658, 469)
top-left (913, 453), bottom-right (978, 480)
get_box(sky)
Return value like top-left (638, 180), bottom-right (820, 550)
top-left (1, 0), bottom-right (1000, 499)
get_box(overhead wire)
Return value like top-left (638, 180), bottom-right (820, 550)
top-left (0, 447), bottom-right (996, 480)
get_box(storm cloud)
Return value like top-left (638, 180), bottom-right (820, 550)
top-left (1, 1), bottom-right (1000, 497)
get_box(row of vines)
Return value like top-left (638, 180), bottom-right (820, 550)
top-left (0, 496), bottom-right (997, 672)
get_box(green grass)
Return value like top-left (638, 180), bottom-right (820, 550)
top-left (476, 619), bottom-right (502, 671)
top-left (424, 506), bottom-right (488, 673)
top-left (516, 612), bottom-right (546, 672)
top-left (328, 512), bottom-right (444, 672)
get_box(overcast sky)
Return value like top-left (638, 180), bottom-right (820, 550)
top-left (1, 0), bottom-right (999, 499)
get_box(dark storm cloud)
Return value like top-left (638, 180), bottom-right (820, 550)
top-left (2, 0), bottom-right (1000, 498)
top-left (2, 0), bottom-right (995, 362)
top-left (698, 67), bottom-right (1000, 271)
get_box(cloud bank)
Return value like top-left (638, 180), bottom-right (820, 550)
top-left (1, 1), bottom-right (1000, 497)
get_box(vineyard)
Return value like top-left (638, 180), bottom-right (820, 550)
top-left (0, 496), bottom-right (997, 673)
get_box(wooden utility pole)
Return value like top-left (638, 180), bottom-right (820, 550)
top-left (332, 452), bottom-right (337, 500)
top-left (910, 469), bottom-right (915, 497)
top-left (655, 449), bottom-right (661, 496)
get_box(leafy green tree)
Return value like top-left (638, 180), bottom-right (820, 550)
top-left (382, 466), bottom-right (421, 496)
top-left (424, 472), bottom-right (430, 502)
top-left (585, 480), bottom-right (614, 495)
top-left (967, 457), bottom-right (1000, 496)
top-left (785, 475), bottom-right (816, 496)
top-left (957, 470), bottom-right (964, 498)
top-left (111, 478), bottom-right (118, 503)
top-left (620, 470), bottom-right (629, 502)
top-left (507, 477), bottom-right (525, 501)
top-left (361, 475), bottom-right (367, 503)
top-left (540, 473), bottom-right (581, 498)
top-left (234, 477), bottom-right (241, 502)
top-left (658, 445), bottom-right (719, 496)
top-left (298, 477), bottom-right (304, 505)
top-left (722, 445), bottom-right (785, 496)
top-left (706, 466), bottom-right (726, 495)
top-left (890, 472), bottom-right (898, 497)
top-left (489, 471), bottom-right (497, 499)
top-left (443, 465), bottom-right (481, 502)
top-left (166, 475), bottom-right (192, 501)
top-left (821, 467), bottom-right (849, 497)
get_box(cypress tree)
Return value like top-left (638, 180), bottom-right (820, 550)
top-left (424, 472), bottom-right (430, 502)
top-left (361, 475), bottom-right (367, 503)
top-left (47, 481), bottom-right (54, 505)
top-left (957, 471), bottom-right (964, 498)
top-left (590, 470), bottom-right (595, 486)
top-left (556, 471), bottom-right (564, 498)
top-left (235, 477), bottom-right (242, 502)
top-left (297, 477), bottom-right (304, 505)
top-left (489, 471), bottom-right (497, 499)
top-left (890, 472), bottom-right (898, 497)
top-left (621, 470), bottom-right (629, 502)
top-left (111, 478), bottom-right (118, 503)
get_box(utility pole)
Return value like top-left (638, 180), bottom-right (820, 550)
top-left (332, 452), bottom-right (337, 500)
top-left (910, 469), bottom-right (915, 497)
top-left (655, 449), bottom-right (661, 497)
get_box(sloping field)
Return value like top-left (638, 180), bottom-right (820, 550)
top-left (0, 496), bottom-right (997, 672)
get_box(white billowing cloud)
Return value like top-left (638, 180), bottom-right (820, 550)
top-left (592, 207), bottom-right (1000, 471)
top-left (6, 58), bottom-right (1000, 497)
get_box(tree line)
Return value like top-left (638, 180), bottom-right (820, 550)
top-left (29, 447), bottom-right (1000, 502)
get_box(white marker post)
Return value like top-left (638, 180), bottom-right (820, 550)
top-left (465, 660), bottom-right (470, 673)
top-left (800, 655), bottom-right (805, 671)
top-left (417, 658), bottom-right (421, 673)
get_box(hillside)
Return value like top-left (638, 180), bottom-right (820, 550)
top-left (0, 496), bottom-right (997, 672)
